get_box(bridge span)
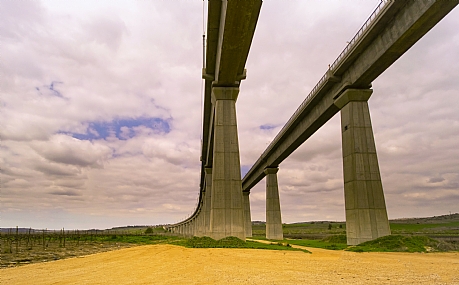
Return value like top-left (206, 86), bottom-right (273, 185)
top-left (166, 0), bottom-right (458, 245)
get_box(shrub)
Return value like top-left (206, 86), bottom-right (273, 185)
top-left (346, 235), bottom-right (440, 253)
top-left (322, 234), bottom-right (347, 244)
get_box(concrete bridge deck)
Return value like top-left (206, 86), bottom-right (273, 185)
top-left (167, 0), bottom-right (458, 245)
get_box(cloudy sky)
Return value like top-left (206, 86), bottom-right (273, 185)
top-left (1, 1), bottom-right (458, 230)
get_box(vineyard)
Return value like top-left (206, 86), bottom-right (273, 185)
top-left (0, 227), bottom-right (172, 268)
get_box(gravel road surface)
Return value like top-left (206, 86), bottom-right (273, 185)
top-left (2, 244), bottom-right (459, 284)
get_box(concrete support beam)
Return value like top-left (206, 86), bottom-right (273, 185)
top-left (204, 168), bottom-right (212, 236)
top-left (243, 192), bottom-right (252, 237)
top-left (195, 212), bottom-right (204, 237)
top-left (209, 87), bottom-right (245, 240)
top-left (242, 1), bottom-right (459, 194)
top-left (194, 213), bottom-right (201, 237)
top-left (264, 167), bottom-right (283, 240)
top-left (334, 89), bottom-right (391, 245)
top-left (193, 219), bottom-right (198, 236)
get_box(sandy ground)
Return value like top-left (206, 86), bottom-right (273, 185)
top-left (2, 244), bottom-right (459, 285)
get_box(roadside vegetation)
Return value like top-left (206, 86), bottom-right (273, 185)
top-left (2, 213), bottom-right (457, 268)
top-left (0, 228), bottom-right (307, 268)
top-left (346, 235), bottom-right (440, 253)
top-left (0, 226), bottom-right (179, 268)
top-left (184, 236), bottom-right (310, 253)
top-left (251, 213), bottom-right (459, 252)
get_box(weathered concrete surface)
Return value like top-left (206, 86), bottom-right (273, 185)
top-left (209, 87), bottom-right (245, 240)
top-left (200, 0), bottom-right (262, 189)
top-left (174, 0), bottom-right (459, 239)
top-left (195, 204), bottom-right (204, 237)
top-left (335, 89), bottom-right (390, 245)
top-left (243, 192), bottom-right (252, 237)
top-left (264, 167), bottom-right (283, 240)
top-left (203, 168), bottom-right (212, 235)
top-left (196, 214), bottom-right (204, 237)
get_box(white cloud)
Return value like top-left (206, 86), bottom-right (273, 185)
top-left (1, 0), bottom-right (458, 229)
top-left (31, 134), bottom-right (112, 167)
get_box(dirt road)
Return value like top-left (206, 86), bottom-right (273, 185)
top-left (2, 244), bottom-right (459, 284)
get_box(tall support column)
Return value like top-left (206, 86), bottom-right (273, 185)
top-left (194, 218), bottom-right (199, 236)
top-left (264, 167), bottom-right (283, 240)
top-left (209, 87), bottom-right (245, 240)
top-left (195, 214), bottom-right (201, 237)
top-left (334, 89), bottom-right (391, 245)
top-left (243, 191), bottom-right (252, 237)
top-left (199, 210), bottom-right (205, 236)
top-left (204, 168), bottom-right (212, 236)
top-left (195, 206), bottom-right (204, 237)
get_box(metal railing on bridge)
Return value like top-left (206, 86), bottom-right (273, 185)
top-left (250, 0), bottom-right (391, 170)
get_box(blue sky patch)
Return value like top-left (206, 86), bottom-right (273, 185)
top-left (68, 117), bottom-right (171, 141)
top-left (241, 165), bottom-right (251, 177)
top-left (260, 124), bottom-right (277, 130)
top-left (36, 81), bottom-right (65, 98)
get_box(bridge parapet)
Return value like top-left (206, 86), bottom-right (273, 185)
top-left (246, 1), bottom-right (394, 187)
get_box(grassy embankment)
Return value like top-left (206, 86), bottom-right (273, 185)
top-left (2, 214), bottom-right (457, 267)
top-left (87, 234), bottom-right (310, 253)
top-left (251, 215), bottom-right (459, 252)
top-left (0, 227), bottom-right (309, 267)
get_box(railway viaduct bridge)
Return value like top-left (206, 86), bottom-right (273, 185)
top-left (166, 0), bottom-right (458, 245)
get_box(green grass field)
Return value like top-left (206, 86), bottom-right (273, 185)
top-left (184, 236), bottom-right (310, 253)
top-left (249, 214), bottom-right (459, 252)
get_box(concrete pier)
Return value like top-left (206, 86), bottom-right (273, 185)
top-left (243, 192), bottom-right (252, 237)
top-left (334, 89), bottom-right (391, 245)
top-left (195, 214), bottom-right (203, 237)
top-left (209, 87), bottom-right (246, 240)
top-left (264, 167), bottom-right (283, 240)
top-left (204, 167), bottom-right (212, 236)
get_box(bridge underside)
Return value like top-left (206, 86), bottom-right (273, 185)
top-left (167, 0), bottom-right (458, 245)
